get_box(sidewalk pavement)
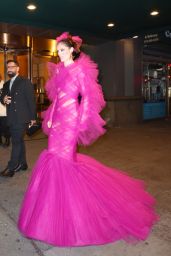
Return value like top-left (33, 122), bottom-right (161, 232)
top-left (0, 120), bottom-right (171, 256)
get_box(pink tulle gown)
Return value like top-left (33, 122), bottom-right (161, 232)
top-left (18, 53), bottom-right (158, 247)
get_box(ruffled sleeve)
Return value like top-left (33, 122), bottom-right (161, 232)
top-left (41, 62), bottom-right (60, 135)
top-left (77, 54), bottom-right (106, 145)
top-left (45, 62), bottom-right (61, 101)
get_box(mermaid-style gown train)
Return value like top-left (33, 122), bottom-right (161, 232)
top-left (18, 53), bottom-right (158, 246)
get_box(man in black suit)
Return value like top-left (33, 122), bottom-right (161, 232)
top-left (0, 59), bottom-right (36, 177)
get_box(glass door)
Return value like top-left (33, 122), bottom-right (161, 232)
top-left (142, 63), bottom-right (167, 120)
top-left (0, 47), bottom-right (31, 82)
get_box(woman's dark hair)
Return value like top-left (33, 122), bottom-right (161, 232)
top-left (58, 39), bottom-right (81, 60)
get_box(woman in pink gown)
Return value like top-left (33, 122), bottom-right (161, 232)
top-left (18, 32), bottom-right (158, 247)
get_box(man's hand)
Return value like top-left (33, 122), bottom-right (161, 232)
top-left (4, 95), bottom-right (11, 104)
top-left (30, 120), bottom-right (36, 126)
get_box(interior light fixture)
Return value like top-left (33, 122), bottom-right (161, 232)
top-left (133, 35), bottom-right (138, 39)
top-left (3, 33), bottom-right (8, 44)
top-left (150, 10), bottom-right (159, 16)
top-left (27, 4), bottom-right (37, 11)
top-left (107, 23), bottom-right (115, 28)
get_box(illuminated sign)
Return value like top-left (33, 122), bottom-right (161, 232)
top-left (144, 30), bottom-right (171, 44)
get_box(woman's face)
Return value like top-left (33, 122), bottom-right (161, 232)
top-left (57, 42), bottom-right (73, 64)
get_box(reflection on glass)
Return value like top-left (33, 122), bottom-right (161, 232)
top-left (142, 63), bottom-right (167, 103)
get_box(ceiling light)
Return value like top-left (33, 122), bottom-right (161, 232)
top-left (150, 10), bottom-right (159, 16)
top-left (133, 35), bottom-right (138, 39)
top-left (107, 23), bottom-right (115, 28)
top-left (27, 4), bottom-right (37, 11)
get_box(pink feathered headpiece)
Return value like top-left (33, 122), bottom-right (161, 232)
top-left (56, 32), bottom-right (82, 52)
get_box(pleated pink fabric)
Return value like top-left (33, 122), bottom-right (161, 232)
top-left (18, 53), bottom-right (159, 247)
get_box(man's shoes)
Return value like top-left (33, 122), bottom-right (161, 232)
top-left (13, 164), bottom-right (22, 172)
top-left (0, 163), bottom-right (28, 177)
top-left (20, 163), bottom-right (28, 171)
top-left (0, 167), bottom-right (15, 177)
top-left (14, 163), bottom-right (28, 172)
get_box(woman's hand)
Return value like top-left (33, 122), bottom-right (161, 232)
top-left (47, 121), bottom-right (52, 128)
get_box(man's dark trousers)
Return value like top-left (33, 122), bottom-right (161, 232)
top-left (8, 123), bottom-right (27, 169)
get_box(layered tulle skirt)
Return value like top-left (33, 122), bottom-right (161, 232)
top-left (18, 150), bottom-right (158, 246)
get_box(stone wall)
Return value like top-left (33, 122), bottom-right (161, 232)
top-left (102, 97), bottom-right (143, 127)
